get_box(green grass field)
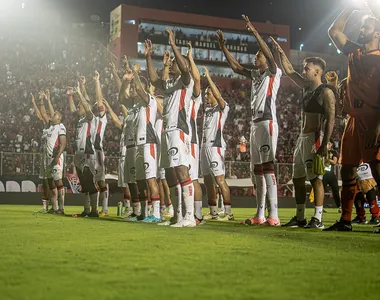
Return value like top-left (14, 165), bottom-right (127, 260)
top-left (0, 205), bottom-right (379, 300)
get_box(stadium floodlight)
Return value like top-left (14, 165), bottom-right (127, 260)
top-left (300, 43), bottom-right (304, 51)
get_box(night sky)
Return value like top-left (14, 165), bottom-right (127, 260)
top-left (35, 0), bottom-right (365, 51)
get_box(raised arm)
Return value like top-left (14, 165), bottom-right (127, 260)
top-left (109, 62), bottom-right (122, 91)
top-left (145, 40), bottom-right (165, 89)
top-left (79, 76), bottom-right (91, 103)
top-left (328, 7), bottom-right (357, 52)
top-left (217, 30), bottom-right (251, 79)
top-left (118, 70), bottom-right (134, 102)
top-left (77, 82), bottom-right (93, 121)
top-left (103, 99), bottom-right (122, 129)
top-left (270, 37), bottom-right (305, 89)
top-left (166, 28), bottom-right (191, 85)
top-left (93, 71), bottom-right (105, 117)
top-left (187, 43), bottom-right (201, 97)
top-left (38, 91), bottom-right (50, 124)
top-left (120, 104), bottom-right (128, 118)
top-left (202, 66), bottom-right (226, 110)
top-left (317, 89), bottom-right (336, 156)
top-left (133, 70), bottom-right (150, 105)
top-left (31, 93), bottom-right (45, 124)
top-left (45, 89), bottom-right (54, 118)
top-left (162, 50), bottom-right (171, 81)
top-left (67, 87), bottom-right (77, 114)
top-left (243, 15), bottom-right (277, 75)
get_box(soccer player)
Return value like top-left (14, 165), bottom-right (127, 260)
top-left (271, 38), bottom-right (336, 229)
top-left (132, 70), bottom-right (162, 222)
top-left (323, 141), bottom-right (341, 212)
top-left (217, 15), bottom-right (282, 226)
top-left (325, 3), bottom-right (380, 231)
top-left (31, 93), bottom-right (53, 213)
top-left (68, 84), bottom-right (99, 218)
top-left (352, 163), bottom-right (380, 225)
top-left (201, 66), bottom-right (233, 221)
top-left (186, 43), bottom-right (203, 224)
top-left (91, 73), bottom-right (109, 217)
top-left (145, 30), bottom-right (195, 227)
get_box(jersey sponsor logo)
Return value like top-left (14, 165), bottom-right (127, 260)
top-left (144, 162), bottom-right (150, 170)
top-left (259, 145), bottom-right (270, 153)
top-left (168, 147), bottom-right (179, 156)
top-left (358, 164), bottom-right (369, 172)
top-left (210, 161), bottom-right (219, 169)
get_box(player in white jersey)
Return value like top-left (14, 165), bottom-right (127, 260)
top-left (200, 66), bottom-right (233, 221)
top-left (67, 83), bottom-right (99, 218)
top-left (91, 72), bottom-right (110, 217)
top-left (352, 163), bottom-right (380, 225)
top-left (217, 15), bottom-right (281, 226)
top-left (186, 43), bottom-right (204, 224)
top-left (145, 30), bottom-right (196, 227)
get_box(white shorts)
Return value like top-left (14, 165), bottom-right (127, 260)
top-left (189, 143), bottom-right (199, 181)
top-left (201, 146), bottom-right (225, 177)
top-left (94, 151), bottom-right (105, 182)
top-left (74, 153), bottom-right (96, 176)
top-left (118, 157), bottom-right (128, 187)
top-left (135, 144), bottom-right (157, 181)
top-left (250, 120), bottom-right (278, 166)
top-left (160, 130), bottom-right (190, 169)
top-left (45, 155), bottom-right (64, 181)
top-left (293, 132), bottom-right (324, 181)
top-left (124, 146), bottom-right (136, 184)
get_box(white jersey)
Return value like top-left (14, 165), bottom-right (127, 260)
top-left (155, 116), bottom-right (163, 145)
top-left (120, 123), bottom-right (127, 157)
top-left (76, 115), bottom-right (97, 155)
top-left (250, 67), bottom-right (282, 122)
top-left (40, 126), bottom-right (50, 155)
top-left (202, 103), bottom-right (230, 149)
top-left (94, 114), bottom-right (108, 152)
top-left (46, 123), bottom-right (66, 157)
top-left (163, 76), bottom-right (194, 134)
top-left (136, 94), bottom-right (158, 145)
top-left (357, 163), bottom-right (373, 181)
top-left (189, 94), bottom-right (202, 145)
top-left (123, 104), bottom-right (140, 147)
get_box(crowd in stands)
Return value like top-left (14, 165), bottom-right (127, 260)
top-left (0, 32), bottom-right (345, 185)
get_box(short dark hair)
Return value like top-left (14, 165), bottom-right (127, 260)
top-left (303, 57), bottom-right (326, 72)
top-left (363, 15), bottom-right (380, 32)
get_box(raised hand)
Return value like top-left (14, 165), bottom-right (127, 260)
top-left (133, 64), bottom-right (141, 73)
top-left (187, 42), bottom-right (193, 58)
top-left (166, 28), bottom-right (175, 45)
top-left (31, 93), bottom-right (36, 104)
top-left (124, 55), bottom-right (131, 71)
top-left (123, 69), bottom-right (134, 82)
top-left (216, 30), bottom-right (226, 47)
top-left (109, 62), bottom-right (117, 72)
top-left (77, 82), bottom-right (83, 95)
top-left (269, 37), bottom-right (283, 54)
top-left (80, 76), bottom-right (86, 86)
top-left (163, 50), bottom-right (171, 66)
top-left (66, 87), bottom-right (74, 96)
top-left (325, 71), bottom-right (339, 87)
top-left (144, 40), bottom-right (153, 57)
top-left (93, 71), bottom-right (100, 81)
top-left (39, 91), bottom-right (46, 101)
top-left (102, 98), bottom-right (109, 107)
top-left (242, 14), bottom-right (255, 32)
top-left (202, 66), bottom-right (210, 77)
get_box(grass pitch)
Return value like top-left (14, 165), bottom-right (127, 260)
top-left (0, 205), bottom-right (379, 300)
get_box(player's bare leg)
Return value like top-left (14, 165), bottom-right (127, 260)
top-left (142, 178), bottom-right (161, 222)
top-left (203, 175), bottom-right (218, 219)
top-left (162, 178), bottom-right (174, 216)
top-left (122, 187), bottom-right (132, 215)
top-left (136, 180), bottom-right (149, 220)
top-left (162, 168), bottom-right (182, 226)
top-left (157, 179), bottom-right (166, 216)
top-left (282, 177), bottom-right (307, 228)
top-left (35, 179), bottom-right (50, 213)
top-left (193, 179), bottom-right (204, 224)
top-left (125, 182), bottom-right (141, 219)
top-left (305, 177), bottom-right (324, 228)
top-left (47, 179), bottom-right (58, 214)
top-left (174, 165), bottom-right (195, 226)
top-left (98, 180), bottom-right (109, 217)
top-left (214, 174), bottom-right (233, 221)
top-left (54, 178), bottom-right (65, 215)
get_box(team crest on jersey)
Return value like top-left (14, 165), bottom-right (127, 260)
top-left (259, 145), bottom-right (270, 153)
top-left (210, 161), bottom-right (219, 169)
top-left (168, 147), bottom-right (178, 156)
top-left (358, 164), bottom-right (369, 172)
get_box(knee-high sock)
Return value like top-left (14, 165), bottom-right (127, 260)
top-left (180, 177), bottom-right (194, 220)
top-left (263, 166), bottom-right (278, 220)
top-left (253, 166), bottom-right (266, 219)
top-left (367, 188), bottom-right (379, 218)
top-left (341, 178), bottom-right (357, 222)
top-left (169, 182), bottom-right (182, 221)
top-left (50, 187), bottom-right (58, 211)
top-left (151, 194), bottom-right (161, 219)
top-left (57, 185), bottom-right (65, 211)
top-left (99, 186), bottom-right (109, 212)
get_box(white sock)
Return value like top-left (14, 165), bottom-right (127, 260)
top-left (148, 204), bottom-right (153, 216)
top-left (168, 204), bottom-right (174, 216)
top-left (125, 200), bottom-right (131, 210)
top-left (100, 189), bottom-right (109, 212)
top-left (210, 205), bottom-right (218, 216)
top-left (264, 173), bottom-right (278, 220)
top-left (84, 193), bottom-right (91, 214)
top-left (57, 187), bottom-right (65, 211)
top-left (42, 199), bottom-right (48, 211)
top-left (296, 204), bottom-right (306, 221)
top-left (255, 174), bottom-right (266, 219)
top-left (152, 201), bottom-right (160, 218)
top-left (194, 200), bottom-right (203, 220)
top-left (314, 206), bottom-right (323, 222)
top-left (181, 179), bottom-right (194, 220)
top-left (224, 205), bottom-right (232, 215)
top-left (50, 188), bottom-right (58, 211)
top-left (170, 183), bottom-right (182, 222)
top-left (90, 192), bottom-right (99, 212)
top-left (133, 202), bottom-right (141, 216)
